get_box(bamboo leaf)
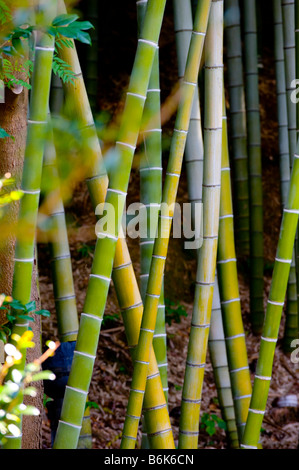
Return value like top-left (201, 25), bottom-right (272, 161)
top-left (52, 13), bottom-right (79, 27)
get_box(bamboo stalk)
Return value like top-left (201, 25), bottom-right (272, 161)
top-left (241, 144), bottom-right (299, 449)
top-left (137, 0), bottom-right (168, 401)
top-left (53, 0), bottom-right (168, 449)
top-left (173, 0), bottom-right (204, 246)
top-left (121, 0), bottom-right (212, 450)
top-left (217, 91), bottom-right (252, 441)
top-left (224, 0), bottom-right (250, 257)
top-left (273, 0), bottom-right (298, 352)
top-left (3, 1), bottom-right (57, 449)
top-left (52, 14), bottom-right (173, 451)
top-left (173, 0), bottom-right (237, 447)
top-left (281, 0), bottom-right (299, 349)
top-left (42, 123), bottom-right (78, 342)
top-left (208, 271), bottom-right (239, 448)
top-left (178, 0), bottom-right (223, 449)
top-left (242, 0), bottom-right (264, 335)
top-left (294, 0), bottom-right (299, 343)
top-left (281, 0), bottom-right (296, 168)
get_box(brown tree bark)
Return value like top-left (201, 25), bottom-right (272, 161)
top-left (0, 69), bottom-right (43, 449)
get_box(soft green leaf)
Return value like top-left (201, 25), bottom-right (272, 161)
top-left (0, 128), bottom-right (13, 140)
top-left (52, 13), bottom-right (79, 27)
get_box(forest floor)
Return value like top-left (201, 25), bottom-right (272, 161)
top-left (38, 2), bottom-right (299, 449)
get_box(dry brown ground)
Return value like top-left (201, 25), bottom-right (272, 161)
top-left (38, 2), bottom-right (299, 449)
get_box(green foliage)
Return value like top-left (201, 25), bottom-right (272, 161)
top-left (0, 1), bottom-right (11, 26)
top-left (76, 243), bottom-right (94, 259)
top-left (200, 412), bottom-right (227, 437)
top-left (49, 14), bottom-right (94, 45)
top-left (0, 57), bottom-right (33, 90)
top-left (85, 400), bottom-right (99, 411)
top-left (0, 331), bottom-right (56, 446)
top-left (52, 55), bottom-right (76, 84)
top-left (102, 313), bottom-right (120, 329)
top-left (0, 295), bottom-right (50, 344)
top-left (165, 298), bottom-right (188, 326)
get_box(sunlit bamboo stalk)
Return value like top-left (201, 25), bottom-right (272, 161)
top-left (241, 143), bottom-right (299, 448)
top-left (52, 19), bottom-right (173, 450)
top-left (208, 271), bottom-right (239, 448)
top-left (121, 0), bottom-right (212, 450)
top-left (137, 0), bottom-right (168, 401)
top-left (53, 0), bottom-right (168, 449)
top-left (217, 90), bottom-right (252, 441)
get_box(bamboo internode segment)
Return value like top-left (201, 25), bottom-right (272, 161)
top-left (209, 272), bottom-right (239, 448)
top-left (42, 123), bottom-right (79, 342)
top-left (274, 0), bottom-right (298, 351)
top-left (173, 0), bottom-right (203, 249)
top-left (224, 0), bottom-right (250, 257)
top-left (178, 0), bottom-right (222, 450)
top-left (54, 0), bottom-right (168, 449)
top-left (242, 150), bottom-right (299, 448)
top-left (217, 93), bottom-right (252, 441)
top-left (173, 0), bottom-right (237, 447)
top-left (243, 0), bottom-right (264, 335)
top-left (137, 0), bottom-right (168, 406)
top-left (282, 0), bottom-right (296, 168)
top-left (121, 0), bottom-right (212, 450)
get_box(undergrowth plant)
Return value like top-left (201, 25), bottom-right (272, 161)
top-left (0, 330), bottom-right (57, 446)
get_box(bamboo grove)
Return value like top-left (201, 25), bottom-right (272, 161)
top-left (0, 0), bottom-right (298, 450)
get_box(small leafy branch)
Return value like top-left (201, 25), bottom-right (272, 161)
top-left (0, 10), bottom-right (94, 88)
top-left (0, 57), bottom-right (33, 90)
top-left (200, 412), bottom-right (227, 437)
top-left (50, 13), bottom-right (94, 84)
top-left (0, 294), bottom-right (50, 344)
top-left (165, 298), bottom-right (188, 326)
top-left (0, 331), bottom-right (58, 445)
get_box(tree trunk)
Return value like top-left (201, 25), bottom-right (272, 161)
top-left (0, 71), bottom-right (43, 449)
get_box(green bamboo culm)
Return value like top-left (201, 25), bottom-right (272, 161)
top-left (173, 0), bottom-right (204, 249)
top-left (294, 0), bottom-right (299, 343)
top-left (42, 121), bottom-right (78, 342)
top-left (52, 6), bottom-right (173, 449)
top-left (49, 71), bottom-right (93, 449)
top-left (137, 0), bottom-right (168, 402)
top-left (177, 0), bottom-right (223, 450)
top-left (241, 145), bottom-right (299, 448)
top-left (217, 91), bottom-right (252, 441)
top-left (242, 0), bottom-right (264, 335)
top-left (208, 271), bottom-right (239, 448)
top-left (121, 0), bottom-right (212, 450)
top-left (273, 0), bottom-right (298, 352)
top-left (53, 0), bottom-right (167, 449)
top-left (4, 0), bottom-right (57, 449)
top-left (281, 0), bottom-right (298, 349)
top-left (136, 0), bottom-right (168, 449)
top-left (173, 0), bottom-right (237, 447)
top-left (281, 0), bottom-right (296, 167)
top-left (178, 1), bottom-right (223, 449)
top-left (224, 0), bottom-right (250, 258)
